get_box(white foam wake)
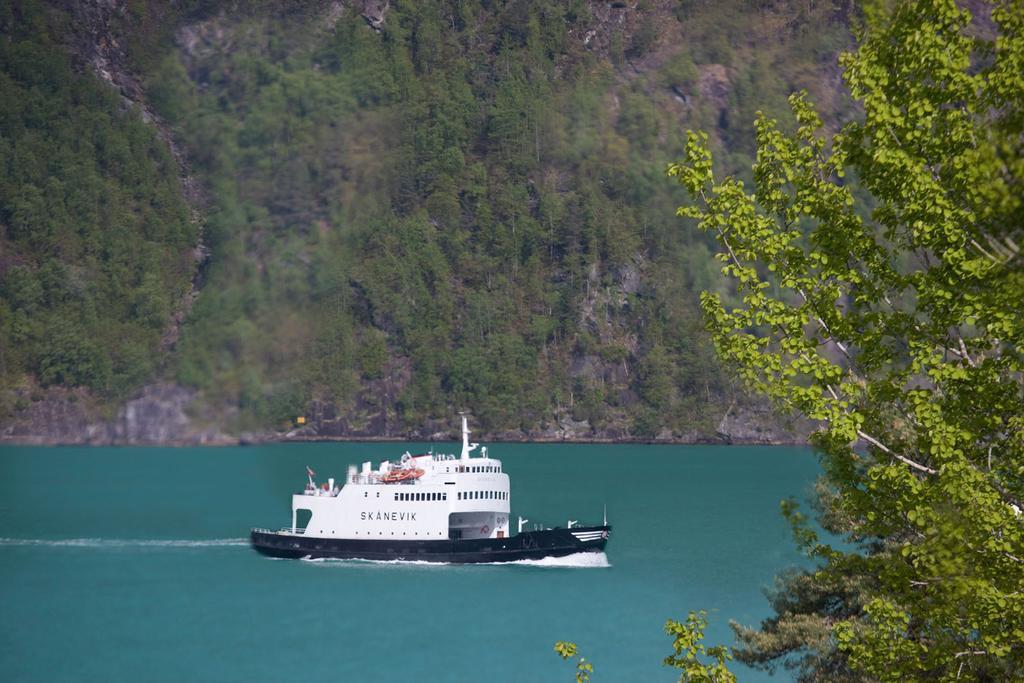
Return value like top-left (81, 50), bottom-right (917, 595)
top-left (298, 551), bottom-right (610, 568)
top-left (485, 551), bottom-right (611, 568)
top-left (0, 537), bottom-right (248, 548)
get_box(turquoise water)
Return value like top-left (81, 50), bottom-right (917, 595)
top-left (0, 443), bottom-right (819, 682)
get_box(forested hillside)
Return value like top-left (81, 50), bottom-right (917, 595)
top-left (1, 0), bottom-right (851, 442)
top-left (0, 0), bottom-right (197, 405)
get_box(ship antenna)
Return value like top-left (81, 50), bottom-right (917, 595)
top-left (459, 412), bottom-right (478, 460)
top-left (603, 504), bottom-right (607, 527)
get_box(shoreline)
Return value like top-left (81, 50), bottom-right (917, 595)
top-left (0, 432), bottom-right (811, 448)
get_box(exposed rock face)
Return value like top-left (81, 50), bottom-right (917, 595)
top-left (358, 0), bottom-right (389, 30)
top-left (697, 64), bottom-right (731, 110)
top-left (287, 355), bottom-right (413, 439)
top-left (111, 384), bottom-right (223, 444)
top-left (1, 388), bottom-right (99, 445)
top-left (715, 401), bottom-right (814, 445)
top-left (1, 384), bottom-right (229, 445)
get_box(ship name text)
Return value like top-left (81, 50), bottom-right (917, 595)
top-left (361, 511), bottom-right (417, 521)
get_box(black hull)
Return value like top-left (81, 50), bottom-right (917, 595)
top-left (250, 526), bottom-right (610, 564)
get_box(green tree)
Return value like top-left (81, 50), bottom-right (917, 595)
top-left (670, 0), bottom-right (1024, 679)
top-left (555, 612), bottom-right (736, 683)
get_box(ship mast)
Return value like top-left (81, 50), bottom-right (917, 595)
top-left (459, 413), bottom-right (478, 460)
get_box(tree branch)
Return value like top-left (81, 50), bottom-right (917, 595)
top-left (856, 429), bottom-right (938, 475)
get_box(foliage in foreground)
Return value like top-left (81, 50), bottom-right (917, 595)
top-left (670, 0), bottom-right (1024, 680)
top-left (556, 611), bottom-right (735, 683)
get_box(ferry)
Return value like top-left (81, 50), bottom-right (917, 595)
top-left (250, 417), bottom-right (611, 563)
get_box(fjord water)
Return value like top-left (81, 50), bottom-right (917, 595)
top-left (0, 443), bottom-right (819, 682)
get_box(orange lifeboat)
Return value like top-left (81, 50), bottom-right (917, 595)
top-left (380, 468), bottom-right (424, 484)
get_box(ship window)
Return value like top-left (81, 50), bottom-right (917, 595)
top-left (443, 493), bottom-right (447, 500)
top-left (364, 492), bottom-right (368, 497)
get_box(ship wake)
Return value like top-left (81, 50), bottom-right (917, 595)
top-left (298, 551), bottom-right (611, 568)
top-left (489, 551), bottom-right (611, 568)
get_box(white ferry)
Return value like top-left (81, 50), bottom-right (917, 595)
top-left (251, 417), bottom-right (611, 563)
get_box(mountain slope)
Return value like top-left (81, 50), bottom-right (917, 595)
top-left (1, 0), bottom-right (850, 443)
